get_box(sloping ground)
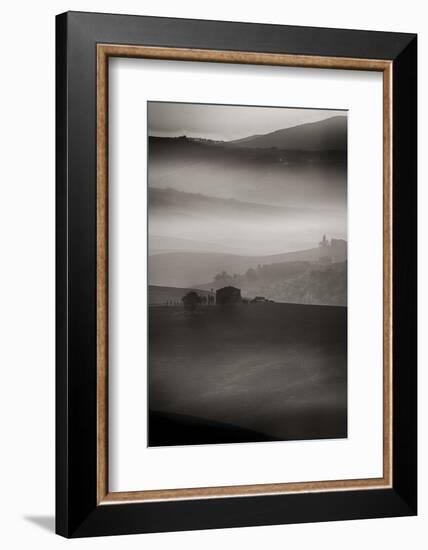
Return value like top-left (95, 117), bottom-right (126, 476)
top-left (148, 244), bottom-right (347, 289)
top-left (230, 115), bottom-right (347, 152)
top-left (149, 302), bottom-right (347, 446)
top-left (149, 411), bottom-right (272, 446)
top-left (196, 261), bottom-right (347, 306)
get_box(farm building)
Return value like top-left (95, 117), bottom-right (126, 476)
top-left (216, 286), bottom-right (242, 305)
top-left (251, 296), bottom-right (268, 303)
top-left (250, 296), bottom-right (275, 303)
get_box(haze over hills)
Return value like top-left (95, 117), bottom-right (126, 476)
top-left (229, 115), bottom-right (347, 152)
top-left (149, 235), bottom-right (242, 255)
top-left (196, 260), bottom-right (347, 306)
top-left (149, 187), bottom-right (317, 218)
top-left (147, 103), bottom-right (348, 447)
top-left (148, 116), bottom-right (347, 234)
top-left (149, 101), bottom-right (346, 143)
top-left (148, 241), bottom-right (347, 288)
top-left (148, 106), bottom-right (347, 301)
top-left (149, 116), bottom-right (347, 153)
top-left (148, 179), bottom-right (346, 256)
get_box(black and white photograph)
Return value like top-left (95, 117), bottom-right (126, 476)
top-left (0, 1), bottom-right (419, 544)
top-left (148, 101), bottom-right (348, 447)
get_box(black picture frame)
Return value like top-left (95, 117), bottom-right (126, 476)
top-left (56, 11), bottom-right (417, 538)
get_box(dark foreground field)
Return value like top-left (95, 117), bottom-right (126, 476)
top-left (148, 303), bottom-right (347, 446)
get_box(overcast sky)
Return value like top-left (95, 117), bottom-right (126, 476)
top-left (148, 102), bottom-right (346, 141)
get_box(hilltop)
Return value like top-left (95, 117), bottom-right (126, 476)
top-left (230, 115), bottom-right (347, 152)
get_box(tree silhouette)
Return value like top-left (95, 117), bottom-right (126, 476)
top-left (214, 270), bottom-right (232, 284)
top-left (182, 291), bottom-right (201, 312)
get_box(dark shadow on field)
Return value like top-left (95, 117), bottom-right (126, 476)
top-left (148, 302), bottom-right (347, 447)
top-left (149, 410), bottom-right (276, 446)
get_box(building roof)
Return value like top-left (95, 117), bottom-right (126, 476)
top-left (216, 286), bottom-right (241, 292)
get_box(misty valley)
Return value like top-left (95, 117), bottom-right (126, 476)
top-left (149, 237), bottom-right (347, 307)
top-left (147, 104), bottom-right (348, 447)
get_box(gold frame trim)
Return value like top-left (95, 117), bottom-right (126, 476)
top-left (96, 44), bottom-right (393, 505)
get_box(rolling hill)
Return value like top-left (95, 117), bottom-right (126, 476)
top-left (149, 234), bottom-right (242, 255)
top-left (149, 302), bottom-right (347, 445)
top-left (148, 241), bottom-right (347, 288)
top-left (230, 115), bottom-right (347, 152)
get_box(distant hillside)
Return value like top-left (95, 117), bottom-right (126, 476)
top-left (149, 125), bottom-right (347, 165)
top-left (148, 241), bottom-right (347, 288)
top-left (149, 259), bottom-right (347, 307)
top-left (149, 187), bottom-right (299, 218)
top-left (196, 261), bottom-right (347, 306)
top-left (230, 116), bottom-right (347, 152)
top-left (149, 235), bottom-right (241, 255)
top-left (248, 261), bottom-right (347, 305)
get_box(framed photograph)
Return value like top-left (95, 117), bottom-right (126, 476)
top-left (56, 11), bottom-right (417, 537)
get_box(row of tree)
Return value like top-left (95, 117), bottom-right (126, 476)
top-left (182, 291), bottom-right (215, 311)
